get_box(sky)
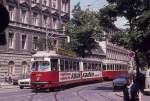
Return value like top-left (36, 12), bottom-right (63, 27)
top-left (70, 0), bottom-right (107, 11)
top-left (70, 0), bottom-right (128, 29)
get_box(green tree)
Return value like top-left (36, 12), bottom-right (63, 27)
top-left (103, 0), bottom-right (150, 78)
top-left (97, 4), bottom-right (118, 32)
top-left (66, 3), bottom-right (102, 57)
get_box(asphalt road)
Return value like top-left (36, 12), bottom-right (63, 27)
top-left (0, 82), bottom-right (149, 101)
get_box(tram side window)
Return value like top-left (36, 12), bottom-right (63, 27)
top-left (60, 59), bottom-right (65, 71)
top-left (103, 64), bottom-right (106, 70)
top-left (76, 62), bottom-right (79, 71)
top-left (88, 63), bottom-right (92, 71)
top-left (107, 65), bottom-right (110, 70)
top-left (92, 64), bottom-right (95, 71)
top-left (73, 61), bottom-right (77, 71)
top-left (69, 61), bottom-right (73, 71)
top-left (110, 65), bottom-right (112, 71)
top-left (83, 63), bottom-right (87, 71)
top-left (117, 65), bottom-right (120, 71)
top-left (65, 60), bottom-right (69, 71)
top-left (51, 59), bottom-right (58, 71)
top-left (99, 64), bottom-right (102, 71)
top-left (95, 64), bottom-right (99, 71)
top-left (32, 62), bottom-right (39, 71)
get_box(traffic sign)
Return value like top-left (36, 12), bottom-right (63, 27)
top-left (128, 52), bottom-right (135, 58)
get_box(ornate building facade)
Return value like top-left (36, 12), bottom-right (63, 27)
top-left (0, 0), bottom-right (70, 81)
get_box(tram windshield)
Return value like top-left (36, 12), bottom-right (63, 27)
top-left (32, 61), bottom-right (50, 71)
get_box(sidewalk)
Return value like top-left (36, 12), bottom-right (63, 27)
top-left (0, 82), bottom-right (18, 89)
top-left (115, 92), bottom-right (124, 97)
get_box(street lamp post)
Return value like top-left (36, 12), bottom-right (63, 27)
top-left (46, 23), bottom-right (48, 51)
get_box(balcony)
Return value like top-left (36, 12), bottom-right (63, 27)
top-left (51, 8), bottom-right (59, 17)
top-left (31, 4), bottom-right (41, 11)
top-left (61, 13), bottom-right (69, 21)
top-left (9, 21), bottom-right (63, 36)
top-left (19, 0), bottom-right (29, 7)
top-left (42, 6), bottom-right (50, 13)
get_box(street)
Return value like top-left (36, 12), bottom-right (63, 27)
top-left (0, 82), bottom-right (149, 101)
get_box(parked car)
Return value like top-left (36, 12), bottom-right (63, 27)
top-left (112, 76), bottom-right (127, 89)
top-left (18, 78), bottom-right (30, 89)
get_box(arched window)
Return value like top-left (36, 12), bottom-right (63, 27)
top-left (8, 61), bottom-right (15, 78)
top-left (22, 61), bottom-right (28, 78)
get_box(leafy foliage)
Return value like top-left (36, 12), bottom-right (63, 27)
top-left (65, 3), bottom-right (102, 57)
top-left (97, 4), bottom-right (118, 32)
top-left (104, 0), bottom-right (150, 68)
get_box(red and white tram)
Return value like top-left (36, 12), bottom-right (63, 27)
top-left (102, 61), bottom-right (129, 80)
top-left (31, 51), bottom-right (103, 89)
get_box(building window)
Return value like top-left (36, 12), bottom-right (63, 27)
top-left (8, 32), bottom-right (15, 49)
top-left (8, 61), bottom-right (15, 78)
top-left (43, 0), bottom-right (49, 6)
top-left (21, 61), bottom-right (28, 78)
top-left (62, 2), bottom-right (68, 12)
top-left (32, 13), bottom-right (38, 26)
top-left (32, 0), bottom-right (39, 3)
top-left (43, 15), bottom-right (48, 27)
top-left (33, 36), bottom-right (38, 50)
top-left (22, 35), bottom-right (27, 49)
top-left (52, 18), bottom-right (57, 29)
top-left (9, 7), bottom-right (15, 21)
top-left (21, 10), bottom-right (27, 24)
top-left (52, 0), bottom-right (57, 9)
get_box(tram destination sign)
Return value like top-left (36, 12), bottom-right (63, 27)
top-left (34, 57), bottom-right (44, 61)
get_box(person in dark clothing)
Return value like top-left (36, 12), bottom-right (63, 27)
top-left (123, 75), bottom-right (140, 101)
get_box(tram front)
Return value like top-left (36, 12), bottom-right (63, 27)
top-left (31, 57), bottom-right (59, 89)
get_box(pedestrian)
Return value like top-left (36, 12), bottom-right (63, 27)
top-left (4, 72), bottom-right (7, 82)
top-left (123, 75), bottom-right (142, 101)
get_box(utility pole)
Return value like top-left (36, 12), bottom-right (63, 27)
top-left (46, 23), bottom-right (48, 51)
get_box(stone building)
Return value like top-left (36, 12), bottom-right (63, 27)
top-left (99, 41), bottom-right (133, 71)
top-left (0, 0), bottom-right (70, 81)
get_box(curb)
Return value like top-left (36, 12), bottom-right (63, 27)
top-left (0, 86), bottom-right (18, 89)
top-left (0, 84), bottom-right (18, 89)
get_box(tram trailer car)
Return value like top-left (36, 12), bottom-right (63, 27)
top-left (102, 63), bottom-right (129, 80)
top-left (31, 51), bottom-right (103, 90)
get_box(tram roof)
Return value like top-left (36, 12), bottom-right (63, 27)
top-left (102, 59), bottom-right (128, 65)
top-left (32, 51), bottom-right (79, 59)
top-left (32, 51), bottom-right (102, 62)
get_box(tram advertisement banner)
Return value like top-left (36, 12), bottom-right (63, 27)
top-left (82, 71), bottom-right (102, 79)
top-left (59, 71), bottom-right (102, 82)
top-left (59, 72), bottom-right (81, 82)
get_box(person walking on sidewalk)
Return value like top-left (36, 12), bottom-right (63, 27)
top-left (123, 75), bottom-right (144, 101)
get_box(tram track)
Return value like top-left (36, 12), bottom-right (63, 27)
top-left (54, 91), bottom-right (59, 101)
top-left (97, 93), bottom-right (119, 101)
top-left (27, 93), bottom-right (37, 101)
top-left (29, 82), bottom-right (113, 101)
top-left (76, 86), bottom-right (90, 101)
top-left (75, 82), bottom-right (115, 101)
